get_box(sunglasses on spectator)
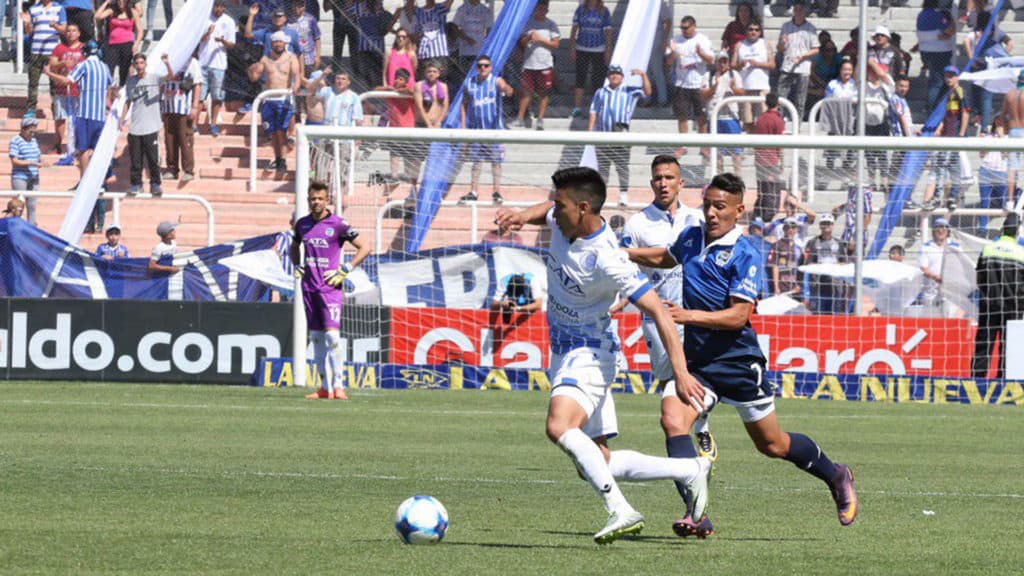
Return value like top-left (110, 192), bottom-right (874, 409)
top-left (477, 63), bottom-right (491, 68)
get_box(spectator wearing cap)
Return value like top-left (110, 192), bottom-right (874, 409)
top-left (245, 5), bottom-right (302, 70)
top-left (3, 198), bottom-right (26, 220)
top-left (161, 52), bottom-right (203, 183)
top-left (666, 15), bottom-right (713, 155)
top-left (921, 66), bottom-right (967, 212)
top-left (23, 0), bottom-right (67, 117)
top-left (149, 221), bottom-right (181, 274)
top-left (569, 0), bottom-right (612, 118)
top-left (768, 217), bottom-right (802, 297)
top-left (731, 17), bottom-right (772, 131)
top-left (972, 213), bottom-right (1024, 378)
top-left (49, 40), bottom-right (112, 183)
top-left (199, 0), bottom-right (237, 138)
top-left (918, 216), bottom-right (959, 314)
top-left (776, 1), bottom-right (818, 120)
top-left (801, 212), bottom-right (847, 314)
top-left (95, 225), bottom-right (129, 259)
top-left (122, 53), bottom-right (166, 196)
top-left (9, 117), bottom-right (45, 226)
top-left (916, 0), bottom-right (956, 111)
top-left (867, 26), bottom-right (902, 80)
top-left (702, 50), bottom-right (744, 175)
top-left (746, 217), bottom-right (771, 297)
top-left (512, 1), bottom-right (559, 130)
top-left (963, 11), bottom-right (1013, 131)
top-left (587, 66), bottom-right (651, 206)
top-left (752, 92), bottom-right (786, 221)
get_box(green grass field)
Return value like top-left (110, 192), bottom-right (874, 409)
top-left (1, 382), bottom-right (1021, 575)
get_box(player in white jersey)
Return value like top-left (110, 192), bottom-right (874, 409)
top-left (496, 167), bottom-right (711, 545)
top-left (618, 154), bottom-right (717, 537)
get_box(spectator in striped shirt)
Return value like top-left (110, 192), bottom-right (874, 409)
top-left (314, 70), bottom-right (364, 191)
top-left (570, 0), bottom-right (612, 117)
top-left (44, 22), bottom-right (84, 161)
top-left (587, 66), bottom-right (651, 206)
top-left (460, 54), bottom-right (513, 204)
top-left (161, 52), bottom-right (203, 182)
top-left (52, 41), bottom-right (113, 180)
top-left (887, 75), bottom-right (912, 190)
top-left (287, 0), bottom-right (320, 72)
top-left (23, 0), bottom-right (67, 117)
top-left (415, 0), bottom-right (454, 80)
top-left (95, 225), bottom-right (129, 259)
top-left (9, 117), bottom-right (45, 226)
top-left (511, 1), bottom-right (559, 131)
top-left (353, 0), bottom-right (389, 94)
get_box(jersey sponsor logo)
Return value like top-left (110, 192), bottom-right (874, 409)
top-left (545, 256), bottom-right (585, 296)
top-left (307, 238), bottom-right (329, 249)
top-left (550, 296), bottom-right (582, 322)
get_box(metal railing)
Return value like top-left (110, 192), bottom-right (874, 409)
top-left (710, 95), bottom-right (800, 198)
top-left (0, 190), bottom-right (217, 245)
top-left (15, 10), bottom-right (23, 75)
top-left (248, 88), bottom-right (292, 195)
top-left (806, 96), bottom-right (888, 202)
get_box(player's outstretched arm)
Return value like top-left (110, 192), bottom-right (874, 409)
top-left (633, 289), bottom-right (705, 414)
top-left (624, 246), bottom-right (675, 268)
top-left (666, 298), bottom-right (754, 331)
top-left (495, 201), bottom-right (553, 231)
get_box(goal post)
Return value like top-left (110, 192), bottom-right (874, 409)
top-left (293, 124), bottom-right (1024, 389)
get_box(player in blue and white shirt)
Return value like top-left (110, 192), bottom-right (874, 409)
top-left (618, 155), bottom-right (716, 532)
top-left (587, 66), bottom-right (649, 205)
top-left (627, 172), bottom-right (859, 530)
top-left (496, 167), bottom-right (712, 545)
top-left (25, 0), bottom-right (67, 116)
top-left (415, 0), bottom-right (454, 61)
top-left (460, 55), bottom-right (513, 204)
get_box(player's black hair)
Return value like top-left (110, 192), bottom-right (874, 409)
top-left (551, 167), bottom-right (606, 213)
top-left (309, 181), bottom-right (329, 196)
top-left (764, 92), bottom-right (779, 109)
top-left (708, 173), bottom-right (745, 197)
top-left (650, 154), bottom-right (680, 172)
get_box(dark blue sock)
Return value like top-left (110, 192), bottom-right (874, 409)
top-left (666, 435), bottom-right (698, 514)
top-left (784, 432), bottom-right (838, 484)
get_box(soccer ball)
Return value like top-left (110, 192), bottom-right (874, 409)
top-left (394, 495), bottom-right (449, 545)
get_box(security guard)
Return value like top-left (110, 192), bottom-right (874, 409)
top-left (971, 213), bottom-right (1024, 379)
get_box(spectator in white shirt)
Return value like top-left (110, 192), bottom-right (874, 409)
top-left (776, 1), bottom-right (819, 120)
top-left (511, 1), bottom-right (559, 130)
top-left (665, 15), bottom-right (713, 156)
top-left (731, 19), bottom-right (773, 131)
top-left (199, 0), bottom-right (236, 137)
top-left (149, 220), bottom-right (181, 275)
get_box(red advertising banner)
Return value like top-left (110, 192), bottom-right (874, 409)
top-left (391, 309), bottom-right (975, 377)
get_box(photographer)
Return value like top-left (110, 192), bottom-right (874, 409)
top-left (491, 272), bottom-right (541, 322)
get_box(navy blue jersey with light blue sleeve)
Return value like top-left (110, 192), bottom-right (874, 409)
top-left (668, 225), bottom-right (765, 366)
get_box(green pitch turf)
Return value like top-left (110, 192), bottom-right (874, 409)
top-left (1, 383), bottom-right (1021, 575)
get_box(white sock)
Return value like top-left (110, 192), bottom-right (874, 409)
top-left (609, 450), bottom-right (700, 483)
top-left (557, 429), bottom-right (631, 514)
top-left (324, 330), bottom-right (345, 390)
top-left (694, 415), bottom-right (710, 435)
top-left (309, 331), bottom-right (329, 391)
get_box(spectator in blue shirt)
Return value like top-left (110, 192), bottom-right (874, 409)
top-left (9, 117), bottom-right (45, 226)
top-left (96, 225), bottom-right (130, 260)
top-left (569, 0), bottom-right (612, 116)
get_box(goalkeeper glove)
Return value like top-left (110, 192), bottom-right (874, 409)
top-left (324, 264), bottom-right (350, 288)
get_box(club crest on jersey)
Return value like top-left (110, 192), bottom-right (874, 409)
top-left (582, 252), bottom-right (598, 271)
top-left (714, 250), bottom-right (732, 267)
top-left (325, 227), bottom-right (334, 237)
top-left (621, 236), bottom-right (633, 247)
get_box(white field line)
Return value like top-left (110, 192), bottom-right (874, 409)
top-left (71, 464), bottom-right (1024, 500)
top-left (0, 398), bottom-right (1007, 421)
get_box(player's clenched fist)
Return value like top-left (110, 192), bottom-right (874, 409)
top-left (494, 208), bottom-right (526, 232)
top-left (324, 264), bottom-right (350, 288)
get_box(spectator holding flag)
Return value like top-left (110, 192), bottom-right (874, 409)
top-left (588, 66), bottom-right (651, 206)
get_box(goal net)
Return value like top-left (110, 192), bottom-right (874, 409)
top-left (293, 121), bottom-right (1024, 393)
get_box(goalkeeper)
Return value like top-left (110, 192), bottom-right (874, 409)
top-left (291, 181), bottom-right (371, 400)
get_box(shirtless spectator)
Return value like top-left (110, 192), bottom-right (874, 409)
top-left (300, 65), bottom-right (329, 126)
top-left (998, 69), bottom-right (1024, 208)
top-left (248, 31), bottom-right (300, 174)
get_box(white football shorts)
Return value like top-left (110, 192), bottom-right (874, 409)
top-left (550, 347), bottom-right (619, 440)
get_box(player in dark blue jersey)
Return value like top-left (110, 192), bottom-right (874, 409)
top-left (626, 173), bottom-right (858, 529)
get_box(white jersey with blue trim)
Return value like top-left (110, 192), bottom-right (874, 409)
top-left (544, 207), bottom-right (653, 355)
top-left (620, 201), bottom-right (704, 312)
